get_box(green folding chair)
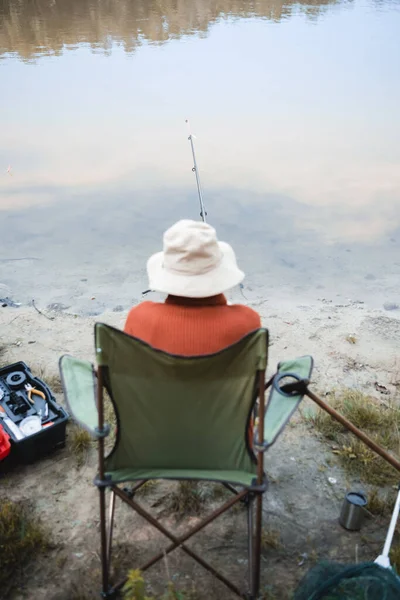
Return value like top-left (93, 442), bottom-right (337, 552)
top-left (59, 323), bottom-right (313, 599)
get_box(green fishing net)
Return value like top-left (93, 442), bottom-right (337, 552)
top-left (293, 562), bottom-right (400, 600)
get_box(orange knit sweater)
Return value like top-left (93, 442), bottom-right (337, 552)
top-left (124, 294), bottom-right (261, 355)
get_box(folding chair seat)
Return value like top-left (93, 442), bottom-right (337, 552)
top-left (60, 323), bottom-right (313, 599)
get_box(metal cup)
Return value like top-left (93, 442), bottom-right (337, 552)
top-left (339, 491), bottom-right (367, 531)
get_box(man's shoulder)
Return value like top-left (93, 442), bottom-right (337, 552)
top-left (227, 303), bottom-right (262, 326)
top-left (128, 300), bottom-right (166, 312)
top-left (125, 301), bottom-right (164, 324)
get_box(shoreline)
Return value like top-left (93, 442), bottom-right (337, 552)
top-left (1, 298), bottom-right (399, 398)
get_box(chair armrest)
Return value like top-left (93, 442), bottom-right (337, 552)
top-left (254, 355), bottom-right (313, 451)
top-left (59, 355), bottom-right (99, 436)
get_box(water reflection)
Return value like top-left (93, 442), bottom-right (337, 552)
top-left (0, 0), bottom-right (343, 60)
top-left (0, 0), bottom-right (399, 312)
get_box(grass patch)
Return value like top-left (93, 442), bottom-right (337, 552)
top-left (207, 482), bottom-right (233, 501)
top-left (367, 488), bottom-right (395, 517)
top-left (390, 544), bottom-right (400, 572)
top-left (166, 481), bottom-right (205, 516)
top-left (66, 388), bottom-right (117, 464)
top-left (103, 388), bottom-right (117, 450)
top-left (261, 527), bottom-right (282, 551)
top-left (36, 365), bottom-right (63, 394)
top-left (333, 439), bottom-right (399, 486)
top-left (136, 480), bottom-right (159, 496)
top-left (307, 389), bottom-right (400, 485)
top-left (122, 569), bottom-right (199, 599)
top-left (310, 407), bottom-right (343, 441)
top-left (104, 390), bottom-right (116, 424)
top-left (69, 425), bottom-right (92, 466)
top-left (44, 373), bottom-right (63, 394)
top-left (0, 498), bottom-right (49, 590)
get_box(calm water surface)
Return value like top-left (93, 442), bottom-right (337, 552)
top-left (1, 0), bottom-right (400, 314)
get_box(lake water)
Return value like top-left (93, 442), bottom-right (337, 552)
top-left (1, 0), bottom-right (400, 315)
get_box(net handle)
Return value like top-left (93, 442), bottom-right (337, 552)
top-left (376, 484), bottom-right (400, 566)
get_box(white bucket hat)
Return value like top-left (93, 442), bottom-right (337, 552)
top-left (147, 220), bottom-right (245, 298)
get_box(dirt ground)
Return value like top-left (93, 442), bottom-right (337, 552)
top-left (1, 298), bottom-right (399, 599)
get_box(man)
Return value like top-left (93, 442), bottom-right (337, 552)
top-left (124, 219), bottom-right (261, 354)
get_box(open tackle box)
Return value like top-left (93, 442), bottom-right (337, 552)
top-left (0, 361), bottom-right (68, 467)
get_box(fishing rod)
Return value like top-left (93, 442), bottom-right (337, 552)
top-left (142, 121), bottom-right (208, 296)
top-left (185, 121), bottom-right (245, 300)
top-left (143, 121), bottom-right (246, 297)
top-left (186, 119), bottom-right (207, 222)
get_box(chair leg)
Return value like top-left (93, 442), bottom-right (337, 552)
top-left (112, 485), bottom-right (248, 598)
top-left (99, 486), bottom-right (109, 595)
top-left (107, 489), bottom-right (116, 567)
top-left (247, 494), bottom-right (254, 597)
top-left (251, 493), bottom-right (263, 599)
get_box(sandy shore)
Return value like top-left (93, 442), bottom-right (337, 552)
top-left (1, 297), bottom-right (400, 599)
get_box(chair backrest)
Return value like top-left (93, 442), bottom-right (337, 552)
top-left (95, 323), bottom-right (268, 476)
